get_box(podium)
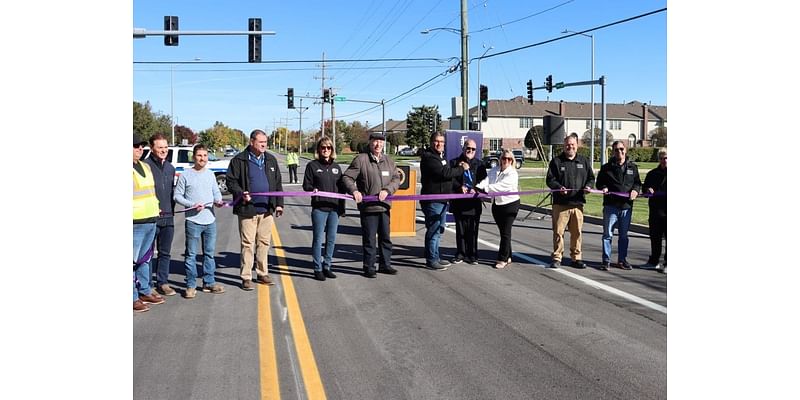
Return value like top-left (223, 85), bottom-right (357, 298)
top-left (390, 168), bottom-right (417, 237)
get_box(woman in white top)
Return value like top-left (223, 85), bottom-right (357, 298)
top-left (475, 149), bottom-right (520, 269)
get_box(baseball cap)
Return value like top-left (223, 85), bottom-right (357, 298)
top-left (369, 132), bottom-right (385, 140)
top-left (133, 133), bottom-right (148, 147)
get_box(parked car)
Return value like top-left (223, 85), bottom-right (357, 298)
top-left (398, 147), bottom-right (417, 156)
top-left (141, 145), bottom-right (231, 194)
top-left (224, 148), bottom-right (238, 157)
top-left (484, 149), bottom-right (524, 169)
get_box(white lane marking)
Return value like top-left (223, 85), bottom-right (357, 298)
top-left (417, 216), bottom-right (667, 314)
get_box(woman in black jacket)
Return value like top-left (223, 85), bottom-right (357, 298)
top-left (302, 137), bottom-right (346, 281)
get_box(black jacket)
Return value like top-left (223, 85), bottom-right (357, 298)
top-left (420, 148), bottom-right (463, 200)
top-left (225, 147), bottom-right (284, 217)
top-left (595, 157), bottom-right (642, 209)
top-left (546, 153), bottom-right (595, 206)
top-left (643, 166), bottom-right (667, 217)
top-left (144, 154), bottom-right (176, 224)
top-left (448, 154), bottom-right (487, 215)
top-left (302, 158), bottom-right (346, 215)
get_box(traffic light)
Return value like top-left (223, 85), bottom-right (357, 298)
top-left (287, 88), bottom-right (294, 109)
top-left (248, 18), bottom-right (262, 63)
top-left (164, 16), bottom-right (178, 46)
top-left (436, 113), bottom-right (442, 130)
top-left (526, 80), bottom-right (533, 104)
top-left (545, 75), bottom-right (553, 93)
top-left (322, 88), bottom-right (331, 103)
top-left (479, 84), bottom-right (488, 122)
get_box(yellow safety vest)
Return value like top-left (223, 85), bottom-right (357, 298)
top-left (133, 161), bottom-right (160, 220)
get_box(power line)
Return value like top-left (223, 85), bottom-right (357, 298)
top-left (470, 0), bottom-right (575, 34)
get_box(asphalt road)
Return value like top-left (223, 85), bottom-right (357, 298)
top-left (133, 153), bottom-right (666, 400)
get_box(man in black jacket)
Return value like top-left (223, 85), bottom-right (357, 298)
top-left (595, 140), bottom-right (641, 271)
top-left (226, 130), bottom-right (284, 290)
top-left (449, 138), bottom-right (487, 265)
top-left (546, 135), bottom-right (595, 269)
top-left (144, 133), bottom-right (177, 296)
top-left (641, 147), bottom-right (667, 272)
top-left (420, 132), bottom-right (469, 270)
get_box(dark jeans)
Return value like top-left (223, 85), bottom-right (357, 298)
top-left (288, 164), bottom-right (298, 183)
top-left (360, 211), bottom-right (392, 271)
top-left (648, 212), bottom-right (667, 264)
top-left (152, 222), bottom-right (174, 286)
top-left (491, 200), bottom-right (519, 262)
top-left (454, 212), bottom-right (480, 260)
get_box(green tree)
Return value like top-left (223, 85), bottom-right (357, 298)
top-left (524, 126), bottom-right (544, 150)
top-left (174, 125), bottom-right (197, 145)
top-left (198, 121), bottom-right (235, 152)
top-left (405, 105), bottom-right (440, 150)
top-left (650, 126), bottom-right (667, 147)
top-left (387, 132), bottom-right (405, 154)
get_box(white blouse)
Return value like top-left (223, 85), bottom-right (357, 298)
top-left (476, 165), bottom-right (520, 205)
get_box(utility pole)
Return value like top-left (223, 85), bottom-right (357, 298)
top-left (295, 98), bottom-right (308, 153)
top-left (330, 91), bottom-right (336, 151)
top-left (314, 52), bottom-right (332, 138)
top-left (460, 0), bottom-right (469, 130)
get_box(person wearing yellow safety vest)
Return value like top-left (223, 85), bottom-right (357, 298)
top-left (133, 133), bottom-right (166, 313)
top-left (286, 147), bottom-right (300, 183)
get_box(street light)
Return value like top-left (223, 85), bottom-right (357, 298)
top-left (562, 29), bottom-right (595, 165)
top-left (476, 43), bottom-right (493, 125)
top-left (421, 24), bottom-right (469, 130)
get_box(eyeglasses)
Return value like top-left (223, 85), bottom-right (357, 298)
top-left (613, 148), bottom-right (625, 152)
top-left (465, 147), bottom-right (476, 152)
top-left (501, 157), bottom-right (514, 161)
top-left (134, 144), bottom-right (144, 149)
top-left (319, 146), bottom-right (332, 150)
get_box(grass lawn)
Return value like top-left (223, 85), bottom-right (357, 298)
top-left (518, 176), bottom-right (650, 225)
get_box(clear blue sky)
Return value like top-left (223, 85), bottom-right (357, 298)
top-left (134, 0), bottom-right (666, 135)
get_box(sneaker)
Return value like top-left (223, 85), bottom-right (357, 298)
top-left (133, 299), bottom-right (150, 313)
top-left (363, 268), bottom-right (377, 278)
top-left (378, 265), bottom-right (398, 275)
top-left (438, 259), bottom-right (451, 267)
top-left (655, 264), bottom-right (666, 274)
top-left (257, 275), bottom-right (275, 286)
top-left (427, 261), bottom-right (448, 271)
top-left (639, 262), bottom-right (659, 270)
top-left (157, 284), bottom-right (177, 296)
top-left (452, 256), bottom-right (464, 264)
top-left (202, 284), bottom-right (225, 294)
top-left (313, 270), bottom-right (326, 281)
top-left (139, 292), bottom-right (165, 305)
top-left (599, 262), bottom-right (610, 271)
top-left (494, 261), bottom-right (507, 269)
top-left (548, 261), bottom-right (561, 269)
top-left (184, 287), bottom-right (197, 299)
top-left (619, 261), bottom-right (633, 270)
top-left (241, 280), bottom-right (254, 291)
top-left (466, 258), bottom-right (479, 265)
top-left (572, 260), bottom-right (586, 269)
top-left (323, 269), bottom-right (337, 279)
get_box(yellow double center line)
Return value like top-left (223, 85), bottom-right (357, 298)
top-left (258, 223), bottom-right (327, 400)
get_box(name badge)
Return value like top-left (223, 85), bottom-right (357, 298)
top-left (270, 167), bottom-right (275, 172)
top-left (560, 166), bottom-right (565, 171)
top-left (381, 170), bottom-right (390, 177)
top-left (577, 164), bottom-right (583, 169)
top-left (441, 160), bottom-right (447, 165)
top-left (332, 168), bottom-right (339, 174)
top-left (626, 170), bottom-right (633, 175)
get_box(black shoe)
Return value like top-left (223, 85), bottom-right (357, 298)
top-left (452, 256), bottom-right (464, 264)
top-left (364, 268), bottom-right (377, 278)
top-left (466, 257), bottom-right (479, 265)
top-left (323, 269), bottom-right (337, 279)
top-left (572, 260), bottom-right (586, 269)
top-left (427, 261), bottom-right (448, 271)
top-left (619, 260), bottom-right (633, 270)
top-left (378, 265), bottom-right (397, 275)
top-left (313, 270), bottom-right (326, 281)
top-left (548, 261), bottom-right (561, 269)
top-left (599, 262), bottom-right (610, 271)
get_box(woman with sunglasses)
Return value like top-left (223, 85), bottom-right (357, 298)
top-left (302, 137), bottom-right (346, 281)
top-left (475, 149), bottom-right (520, 269)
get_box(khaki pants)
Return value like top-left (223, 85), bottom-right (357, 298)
top-left (238, 214), bottom-right (274, 280)
top-left (551, 204), bottom-right (584, 262)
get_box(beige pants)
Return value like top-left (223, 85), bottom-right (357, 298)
top-left (238, 214), bottom-right (274, 280)
top-left (551, 204), bottom-right (584, 262)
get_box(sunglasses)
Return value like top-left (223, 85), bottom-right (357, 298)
top-left (613, 148), bottom-right (625, 152)
top-left (660, 156), bottom-right (667, 160)
top-left (319, 146), bottom-right (332, 150)
top-left (134, 144), bottom-right (144, 149)
top-left (501, 157), bottom-right (514, 161)
top-left (465, 147), bottom-right (476, 151)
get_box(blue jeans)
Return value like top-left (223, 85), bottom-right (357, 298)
top-left (421, 201), bottom-right (448, 265)
top-left (133, 222), bottom-right (157, 300)
top-left (151, 222), bottom-right (174, 286)
top-left (184, 220), bottom-right (218, 289)
top-left (602, 205), bottom-right (632, 263)
top-left (311, 208), bottom-right (339, 272)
